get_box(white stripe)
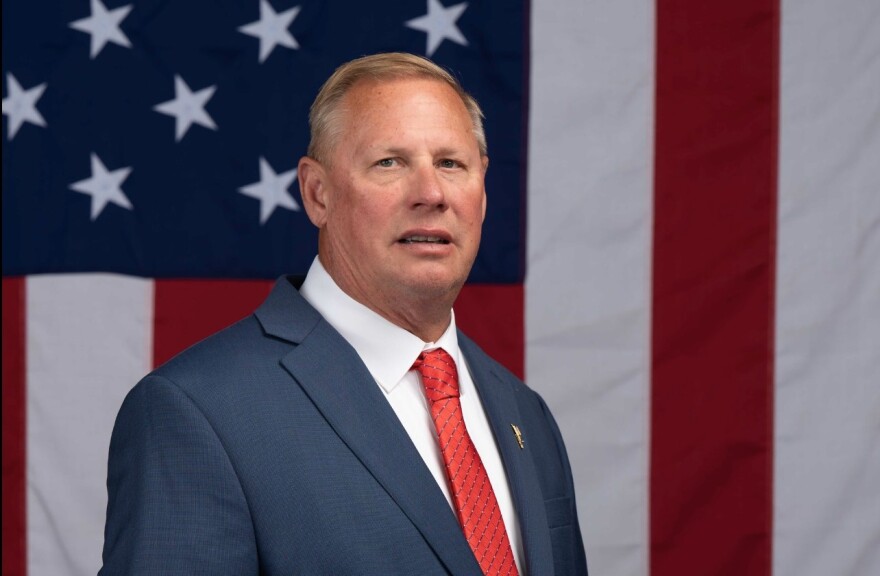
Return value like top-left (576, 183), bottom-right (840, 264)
top-left (528, 1), bottom-right (654, 574)
top-left (776, 0), bottom-right (880, 574)
top-left (27, 274), bottom-right (153, 576)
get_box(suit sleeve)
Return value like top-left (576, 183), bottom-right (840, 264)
top-left (99, 375), bottom-right (258, 575)
top-left (538, 394), bottom-right (590, 576)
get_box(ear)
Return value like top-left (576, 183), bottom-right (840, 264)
top-left (298, 156), bottom-right (329, 228)
top-left (480, 155), bottom-right (489, 222)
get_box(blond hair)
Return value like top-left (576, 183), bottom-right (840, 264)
top-left (307, 52), bottom-right (487, 163)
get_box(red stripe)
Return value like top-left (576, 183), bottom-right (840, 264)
top-left (651, 1), bottom-right (778, 575)
top-left (2, 278), bottom-right (27, 576)
top-left (154, 280), bottom-right (523, 379)
top-left (153, 279), bottom-right (274, 367)
top-left (456, 284), bottom-right (524, 380)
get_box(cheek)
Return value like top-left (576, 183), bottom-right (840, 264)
top-left (463, 188), bottom-right (487, 227)
top-left (328, 182), bottom-right (366, 228)
top-left (337, 198), bottom-right (387, 246)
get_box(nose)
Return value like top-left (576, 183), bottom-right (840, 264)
top-left (409, 164), bottom-right (447, 210)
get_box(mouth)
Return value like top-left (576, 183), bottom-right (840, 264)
top-left (398, 235), bottom-right (451, 245)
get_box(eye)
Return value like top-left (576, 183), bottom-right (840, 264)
top-left (376, 158), bottom-right (396, 168)
top-left (438, 159), bottom-right (460, 169)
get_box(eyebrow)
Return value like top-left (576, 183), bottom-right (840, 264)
top-left (375, 146), bottom-right (464, 158)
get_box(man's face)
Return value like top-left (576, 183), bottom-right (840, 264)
top-left (308, 77), bottom-right (487, 313)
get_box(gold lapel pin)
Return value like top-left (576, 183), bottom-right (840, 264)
top-left (511, 424), bottom-right (524, 449)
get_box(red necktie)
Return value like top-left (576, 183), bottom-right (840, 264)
top-left (412, 348), bottom-right (519, 576)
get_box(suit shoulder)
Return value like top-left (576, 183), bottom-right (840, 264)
top-left (457, 331), bottom-right (542, 400)
top-left (149, 313), bottom-right (289, 395)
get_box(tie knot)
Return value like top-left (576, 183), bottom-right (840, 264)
top-left (412, 348), bottom-right (460, 401)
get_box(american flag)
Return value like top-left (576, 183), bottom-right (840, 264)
top-left (3, 0), bottom-right (879, 575)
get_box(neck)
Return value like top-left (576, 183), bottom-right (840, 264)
top-left (318, 252), bottom-right (458, 343)
top-left (379, 299), bottom-right (453, 343)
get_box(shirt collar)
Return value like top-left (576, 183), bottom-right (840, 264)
top-left (299, 256), bottom-right (462, 393)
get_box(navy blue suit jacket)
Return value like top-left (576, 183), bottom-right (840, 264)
top-left (100, 277), bottom-right (588, 575)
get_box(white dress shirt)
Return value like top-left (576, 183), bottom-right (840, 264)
top-left (300, 257), bottom-right (524, 574)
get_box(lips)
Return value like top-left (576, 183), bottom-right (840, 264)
top-left (398, 230), bottom-right (452, 245)
top-left (399, 235), bottom-right (450, 244)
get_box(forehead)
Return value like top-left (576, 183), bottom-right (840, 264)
top-left (338, 77), bottom-right (474, 137)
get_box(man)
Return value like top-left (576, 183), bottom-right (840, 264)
top-left (100, 52), bottom-right (587, 575)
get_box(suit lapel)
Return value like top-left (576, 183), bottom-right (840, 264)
top-left (460, 335), bottom-right (555, 576)
top-left (266, 300), bottom-right (481, 574)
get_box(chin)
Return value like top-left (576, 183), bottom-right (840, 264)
top-left (398, 274), bottom-right (465, 301)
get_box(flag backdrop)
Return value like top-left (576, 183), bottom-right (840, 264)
top-left (2, 0), bottom-right (878, 575)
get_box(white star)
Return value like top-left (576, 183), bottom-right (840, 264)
top-left (238, 0), bottom-right (301, 63)
top-left (69, 153), bottom-right (133, 220)
top-left (69, 0), bottom-right (133, 59)
top-left (239, 157), bottom-right (300, 224)
top-left (2, 73), bottom-right (47, 140)
top-left (153, 75), bottom-right (218, 142)
top-left (405, 0), bottom-right (468, 57)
